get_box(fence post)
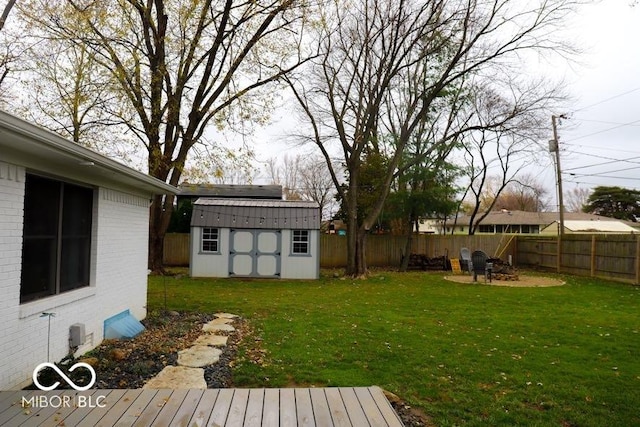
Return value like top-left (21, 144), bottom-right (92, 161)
top-left (590, 235), bottom-right (596, 277)
top-left (636, 235), bottom-right (640, 285)
top-left (556, 236), bottom-right (561, 273)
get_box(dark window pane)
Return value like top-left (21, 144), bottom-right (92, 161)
top-left (20, 237), bottom-right (57, 302)
top-left (60, 237), bottom-right (92, 292)
top-left (20, 174), bottom-right (93, 302)
top-left (292, 230), bottom-right (309, 253)
top-left (202, 228), bottom-right (219, 252)
top-left (62, 184), bottom-right (93, 235)
top-left (60, 183), bottom-right (93, 292)
top-left (23, 175), bottom-right (60, 238)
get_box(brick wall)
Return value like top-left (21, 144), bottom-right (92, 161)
top-left (0, 163), bottom-right (152, 390)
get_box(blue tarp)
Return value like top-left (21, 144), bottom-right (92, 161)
top-left (103, 309), bottom-right (145, 339)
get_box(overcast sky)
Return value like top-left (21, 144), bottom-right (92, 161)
top-left (252, 1), bottom-right (640, 201)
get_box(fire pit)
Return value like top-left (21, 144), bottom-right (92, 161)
top-left (487, 258), bottom-right (519, 281)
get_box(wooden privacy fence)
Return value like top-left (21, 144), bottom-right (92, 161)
top-left (516, 234), bottom-right (640, 284)
top-left (163, 233), bottom-right (190, 266)
top-left (163, 232), bottom-right (516, 268)
top-left (319, 234), bottom-right (515, 268)
top-left (163, 232), bottom-right (640, 284)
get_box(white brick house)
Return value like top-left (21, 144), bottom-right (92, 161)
top-left (0, 111), bottom-right (176, 390)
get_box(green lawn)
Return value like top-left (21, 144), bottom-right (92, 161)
top-left (148, 271), bottom-right (640, 426)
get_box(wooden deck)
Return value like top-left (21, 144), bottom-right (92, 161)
top-left (0, 387), bottom-right (404, 426)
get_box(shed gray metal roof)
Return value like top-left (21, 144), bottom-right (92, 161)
top-left (179, 183), bottom-right (282, 199)
top-left (191, 198), bottom-right (320, 230)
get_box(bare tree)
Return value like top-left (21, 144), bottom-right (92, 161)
top-left (565, 187), bottom-right (592, 212)
top-left (455, 79), bottom-right (564, 235)
top-left (287, 0), bottom-right (578, 276)
top-left (0, 0), bottom-right (17, 31)
top-left (266, 155), bottom-right (303, 200)
top-left (20, 0), bottom-right (311, 270)
top-left (266, 154), bottom-right (337, 217)
top-left (478, 173), bottom-right (550, 212)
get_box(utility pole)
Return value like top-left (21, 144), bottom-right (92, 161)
top-left (550, 114), bottom-right (566, 272)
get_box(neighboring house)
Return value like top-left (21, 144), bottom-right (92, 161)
top-left (541, 220), bottom-right (637, 234)
top-left (0, 111), bottom-right (175, 390)
top-left (416, 218), bottom-right (442, 234)
top-left (177, 183), bottom-right (282, 207)
top-left (445, 210), bottom-right (637, 235)
top-left (190, 198), bottom-right (320, 279)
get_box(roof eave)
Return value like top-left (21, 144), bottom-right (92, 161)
top-left (0, 110), bottom-right (176, 195)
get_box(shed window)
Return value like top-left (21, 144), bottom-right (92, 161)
top-left (20, 174), bottom-right (93, 303)
top-left (292, 230), bottom-right (309, 254)
top-left (202, 228), bottom-right (219, 253)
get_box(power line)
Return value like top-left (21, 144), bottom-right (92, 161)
top-left (563, 142), bottom-right (640, 155)
top-left (562, 118), bottom-right (640, 143)
top-left (571, 87), bottom-right (640, 113)
top-left (563, 154), bottom-right (640, 172)
top-left (565, 173), bottom-right (640, 181)
top-left (566, 164), bottom-right (640, 178)
top-left (570, 117), bottom-right (640, 127)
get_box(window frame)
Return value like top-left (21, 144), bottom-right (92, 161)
top-left (201, 227), bottom-right (220, 254)
top-left (20, 173), bottom-right (94, 304)
top-left (291, 229), bottom-right (311, 256)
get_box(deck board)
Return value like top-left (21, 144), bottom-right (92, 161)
top-left (243, 388), bottom-right (264, 426)
top-left (60, 390), bottom-right (122, 427)
top-left (279, 388), bottom-right (296, 427)
top-left (295, 388), bottom-right (316, 427)
top-left (354, 386), bottom-right (388, 427)
top-left (0, 387), bottom-right (403, 426)
top-left (152, 388), bottom-right (189, 427)
top-left (262, 388), bottom-right (280, 427)
top-left (0, 391), bottom-right (34, 426)
top-left (324, 388), bottom-right (352, 427)
top-left (309, 388), bottom-right (333, 426)
top-left (338, 387), bottom-right (370, 426)
top-left (225, 388), bottom-right (250, 426)
top-left (208, 388), bottom-right (234, 426)
top-left (131, 388), bottom-right (174, 427)
top-left (186, 389), bottom-right (218, 426)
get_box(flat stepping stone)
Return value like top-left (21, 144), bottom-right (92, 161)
top-left (203, 322), bottom-right (236, 333)
top-left (215, 312), bottom-right (239, 319)
top-left (193, 334), bottom-right (228, 347)
top-left (206, 317), bottom-right (234, 325)
top-left (178, 345), bottom-right (222, 367)
top-left (143, 366), bottom-right (206, 389)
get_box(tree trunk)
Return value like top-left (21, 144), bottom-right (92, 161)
top-left (399, 226), bottom-right (413, 272)
top-left (345, 218), bottom-right (370, 277)
top-left (355, 229), bottom-right (368, 277)
top-left (148, 193), bottom-right (174, 272)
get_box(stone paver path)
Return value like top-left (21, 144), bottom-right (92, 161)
top-left (143, 313), bottom-right (238, 389)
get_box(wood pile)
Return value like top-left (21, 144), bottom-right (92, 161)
top-left (487, 258), bottom-right (519, 281)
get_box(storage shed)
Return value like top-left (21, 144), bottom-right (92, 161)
top-left (190, 198), bottom-right (321, 279)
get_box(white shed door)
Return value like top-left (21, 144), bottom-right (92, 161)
top-left (229, 229), bottom-right (281, 277)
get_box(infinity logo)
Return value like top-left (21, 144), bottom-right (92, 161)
top-left (32, 362), bottom-right (96, 391)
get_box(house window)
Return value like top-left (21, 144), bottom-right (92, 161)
top-left (20, 174), bottom-right (93, 303)
top-left (201, 228), bottom-right (219, 253)
top-left (292, 230), bottom-right (310, 254)
top-left (479, 225), bottom-right (494, 233)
